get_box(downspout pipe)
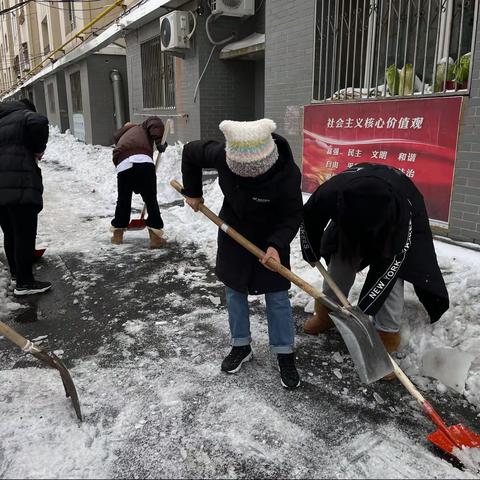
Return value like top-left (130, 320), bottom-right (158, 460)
top-left (110, 69), bottom-right (126, 130)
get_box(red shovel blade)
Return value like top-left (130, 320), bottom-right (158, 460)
top-left (428, 424), bottom-right (480, 455)
top-left (34, 248), bottom-right (46, 258)
top-left (127, 219), bottom-right (146, 230)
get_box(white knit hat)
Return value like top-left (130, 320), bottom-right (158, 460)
top-left (219, 119), bottom-right (279, 177)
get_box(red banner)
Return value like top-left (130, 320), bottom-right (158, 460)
top-left (302, 97), bottom-right (463, 224)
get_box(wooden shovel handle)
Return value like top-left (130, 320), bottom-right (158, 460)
top-left (171, 180), bottom-right (342, 312)
top-left (315, 261), bottom-right (351, 308)
top-left (0, 320), bottom-right (31, 351)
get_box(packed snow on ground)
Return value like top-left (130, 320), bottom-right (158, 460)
top-left (453, 446), bottom-right (480, 474)
top-left (0, 268), bottom-right (19, 320)
top-left (1, 128), bottom-right (480, 479)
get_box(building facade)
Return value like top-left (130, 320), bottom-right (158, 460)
top-left (125, 0), bottom-right (265, 143)
top-left (2, 0), bottom-right (480, 243)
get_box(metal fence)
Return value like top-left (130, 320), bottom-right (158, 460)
top-left (313, 0), bottom-right (478, 101)
top-left (141, 35), bottom-right (175, 109)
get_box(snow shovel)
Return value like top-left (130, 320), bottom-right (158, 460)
top-left (34, 247), bottom-right (46, 258)
top-left (127, 120), bottom-right (171, 230)
top-left (0, 320), bottom-right (82, 421)
top-left (170, 180), bottom-right (393, 384)
top-left (314, 261), bottom-right (480, 458)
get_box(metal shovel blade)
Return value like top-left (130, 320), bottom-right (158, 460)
top-left (31, 349), bottom-right (83, 421)
top-left (328, 306), bottom-right (394, 384)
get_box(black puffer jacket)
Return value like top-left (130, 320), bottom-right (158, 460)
top-left (0, 101), bottom-right (49, 210)
top-left (301, 163), bottom-right (449, 322)
top-left (182, 134), bottom-right (303, 295)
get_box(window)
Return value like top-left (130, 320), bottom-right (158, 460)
top-left (141, 36), bottom-right (175, 109)
top-left (70, 71), bottom-right (82, 113)
top-left (21, 42), bottom-right (29, 71)
top-left (313, 0), bottom-right (477, 101)
top-left (13, 55), bottom-right (19, 79)
top-left (66, 1), bottom-right (76, 32)
top-left (41, 17), bottom-right (50, 55)
top-left (47, 82), bottom-right (56, 113)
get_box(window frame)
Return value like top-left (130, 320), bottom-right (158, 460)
top-left (70, 71), bottom-right (83, 113)
top-left (47, 82), bottom-right (56, 113)
top-left (140, 35), bottom-right (176, 110)
top-left (311, 0), bottom-right (479, 103)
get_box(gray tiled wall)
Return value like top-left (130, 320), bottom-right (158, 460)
top-left (125, 0), bottom-right (265, 144)
top-left (449, 14), bottom-right (480, 243)
top-left (264, 0), bottom-right (316, 165)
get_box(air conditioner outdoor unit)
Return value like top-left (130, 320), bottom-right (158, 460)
top-left (210, 0), bottom-right (255, 17)
top-left (160, 11), bottom-right (191, 51)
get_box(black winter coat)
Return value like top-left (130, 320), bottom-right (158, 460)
top-left (0, 101), bottom-right (49, 210)
top-left (301, 163), bottom-right (449, 322)
top-left (182, 134), bottom-right (303, 295)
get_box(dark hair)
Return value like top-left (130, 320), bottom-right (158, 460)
top-left (337, 217), bottom-right (396, 264)
top-left (337, 177), bottom-right (397, 262)
top-left (19, 98), bottom-right (36, 112)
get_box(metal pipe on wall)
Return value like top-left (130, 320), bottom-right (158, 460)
top-left (110, 69), bottom-right (126, 130)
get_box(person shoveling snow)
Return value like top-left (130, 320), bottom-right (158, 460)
top-left (110, 116), bottom-right (168, 249)
top-left (180, 118), bottom-right (303, 389)
top-left (300, 163), bottom-right (449, 379)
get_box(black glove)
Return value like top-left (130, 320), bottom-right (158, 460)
top-left (156, 142), bottom-right (168, 153)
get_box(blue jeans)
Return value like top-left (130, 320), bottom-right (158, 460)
top-left (225, 287), bottom-right (295, 354)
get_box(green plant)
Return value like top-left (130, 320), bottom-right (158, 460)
top-left (454, 52), bottom-right (471, 84)
top-left (434, 59), bottom-right (455, 92)
top-left (386, 64), bottom-right (400, 95)
top-left (399, 64), bottom-right (415, 95)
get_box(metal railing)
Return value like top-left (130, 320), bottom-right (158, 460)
top-left (313, 0), bottom-right (478, 101)
top-left (140, 35), bottom-right (175, 109)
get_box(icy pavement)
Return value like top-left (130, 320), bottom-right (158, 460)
top-left (1, 129), bottom-right (480, 478)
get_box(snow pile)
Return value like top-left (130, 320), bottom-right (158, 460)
top-left (163, 178), bottom-right (223, 263)
top-left (156, 141), bottom-right (184, 204)
top-left (399, 242), bottom-right (480, 406)
top-left (453, 446), bottom-right (480, 473)
top-left (0, 266), bottom-right (19, 319)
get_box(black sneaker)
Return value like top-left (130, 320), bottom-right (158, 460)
top-left (14, 280), bottom-right (52, 296)
top-left (221, 345), bottom-right (253, 373)
top-left (278, 353), bottom-right (301, 389)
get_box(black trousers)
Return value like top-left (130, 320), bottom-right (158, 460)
top-left (0, 205), bottom-right (38, 284)
top-left (112, 163), bottom-right (164, 229)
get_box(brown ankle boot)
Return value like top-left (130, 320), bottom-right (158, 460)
top-left (304, 300), bottom-right (334, 335)
top-left (378, 331), bottom-right (401, 380)
top-left (377, 331), bottom-right (401, 353)
top-left (148, 227), bottom-right (167, 249)
top-left (111, 227), bottom-right (125, 245)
